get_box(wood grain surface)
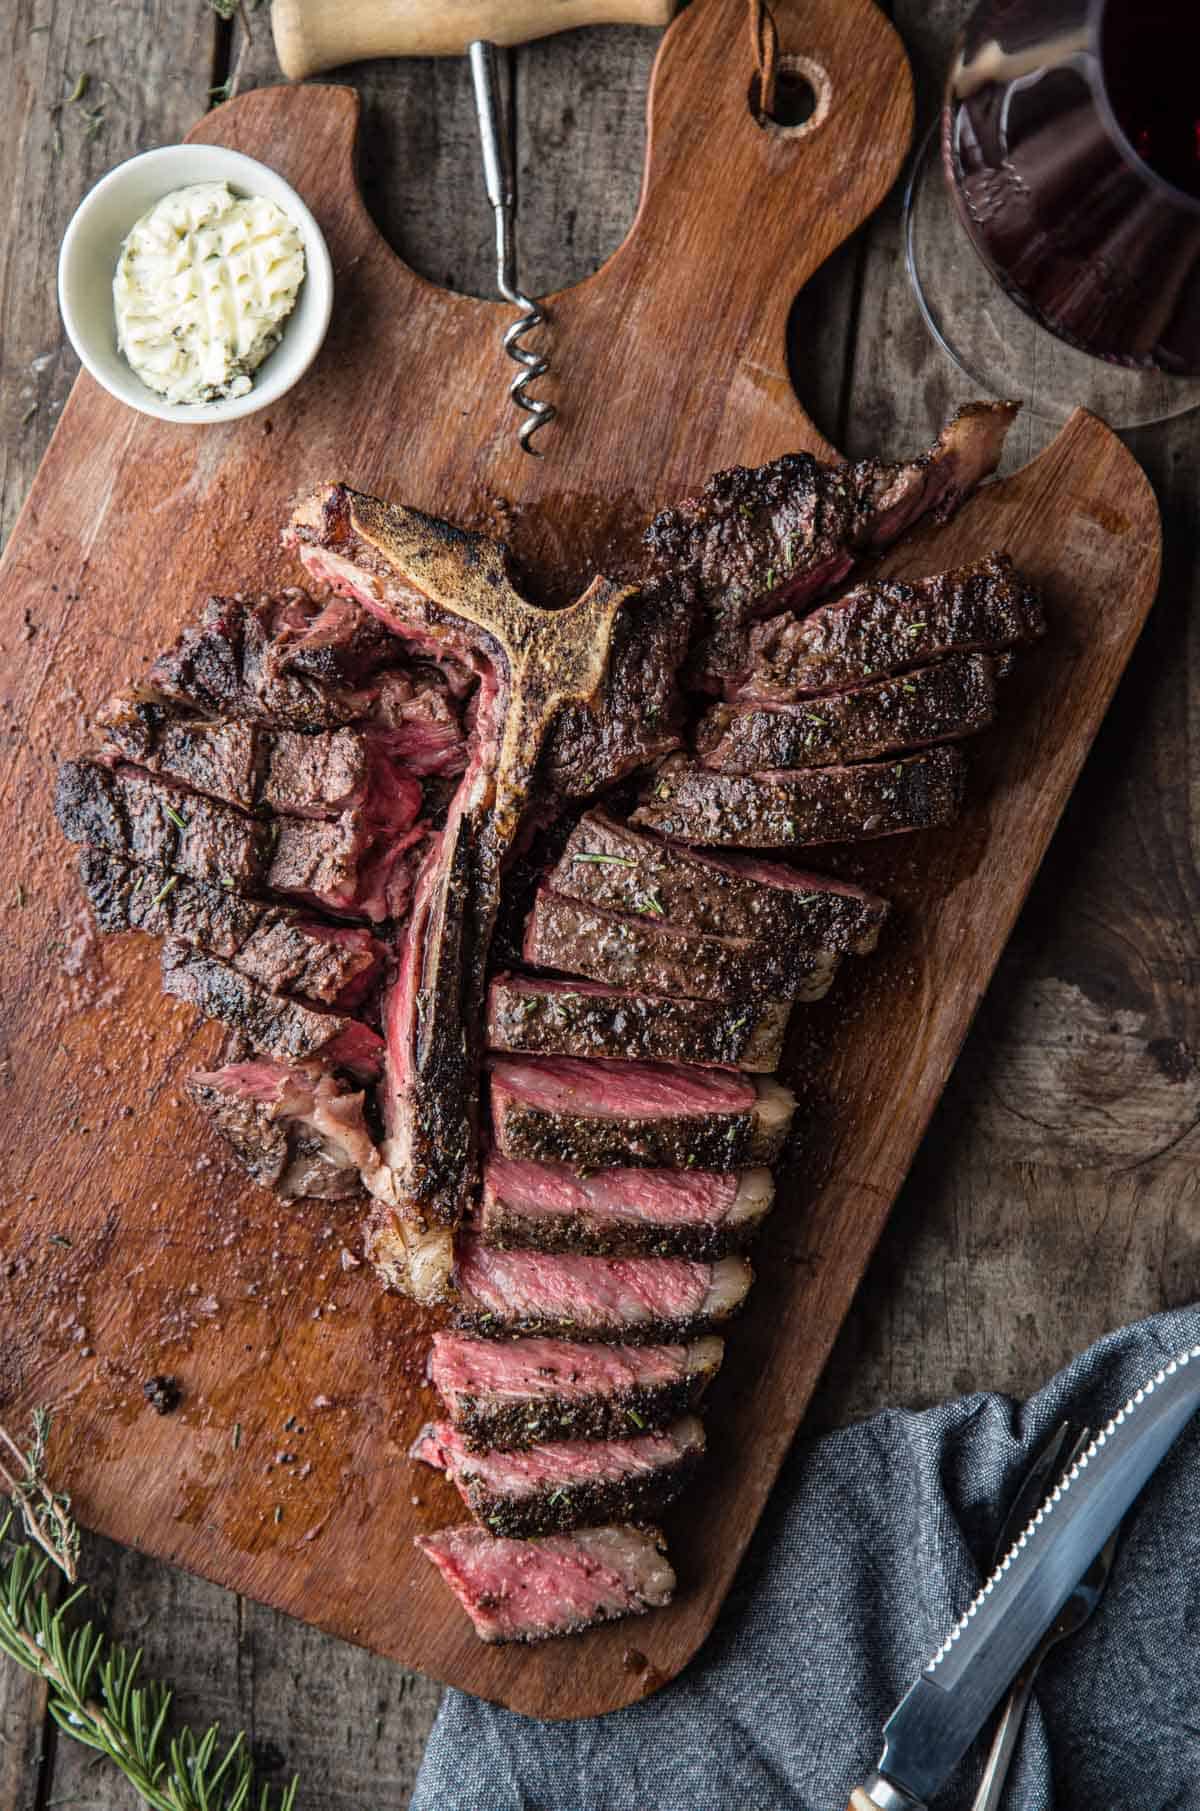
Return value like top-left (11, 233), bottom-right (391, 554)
top-left (0, 0), bottom-right (1192, 1791)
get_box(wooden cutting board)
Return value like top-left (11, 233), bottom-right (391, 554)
top-left (0, 0), bottom-right (1161, 1719)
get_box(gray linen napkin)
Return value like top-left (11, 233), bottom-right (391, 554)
top-left (411, 1304), bottom-right (1200, 1811)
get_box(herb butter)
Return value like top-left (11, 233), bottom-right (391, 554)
top-left (113, 181), bottom-right (306, 405)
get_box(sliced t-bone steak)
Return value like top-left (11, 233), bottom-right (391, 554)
top-left (161, 941), bottom-right (384, 1079)
top-left (428, 1332), bottom-right (724, 1450)
top-left (698, 652), bottom-right (997, 772)
top-left (186, 1058), bottom-right (377, 1200)
top-left (479, 1155), bottom-right (774, 1259)
top-left (266, 804), bottom-right (424, 923)
top-left (489, 1054), bottom-right (795, 1171)
top-left (488, 972), bottom-right (789, 1072)
top-left (55, 759), bottom-right (270, 889)
top-left (288, 483), bottom-right (633, 1301)
top-left (416, 1522), bottom-right (675, 1644)
top-left (523, 888), bottom-right (834, 1006)
top-left (78, 847), bottom-right (384, 1009)
top-left (413, 1416), bottom-right (705, 1539)
top-left (633, 747), bottom-right (966, 847)
top-left (737, 552), bottom-right (1044, 703)
top-left (453, 1238), bottom-right (752, 1342)
top-left (646, 402), bottom-right (1018, 687)
top-left (552, 810), bottom-right (888, 959)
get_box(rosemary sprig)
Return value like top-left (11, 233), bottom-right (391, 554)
top-left (0, 1415), bottom-right (297, 1811)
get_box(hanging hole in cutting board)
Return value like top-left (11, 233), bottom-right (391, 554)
top-left (751, 54), bottom-right (831, 137)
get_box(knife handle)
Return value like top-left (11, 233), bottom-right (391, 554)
top-left (849, 1778), bottom-right (926, 1811)
top-left (271, 0), bottom-right (679, 80)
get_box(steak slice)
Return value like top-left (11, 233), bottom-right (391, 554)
top-left (633, 747), bottom-right (966, 847)
top-left (78, 848), bottom-right (384, 1009)
top-left (289, 482), bottom-right (633, 1302)
top-left (161, 941), bottom-right (384, 1079)
top-left (102, 698), bottom-right (427, 821)
top-left (186, 1058), bottom-right (376, 1200)
top-left (144, 590), bottom-right (393, 729)
top-left (698, 653), bottom-right (997, 772)
top-left (479, 1155), bottom-right (774, 1259)
top-left (412, 1416), bottom-right (705, 1538)
top-left (428, 1332), bottom-right (724, 1450)
top-left (737, 552), bottom-right (1044, 703)
top-left (490, 1055), bottom-right (795, 1170)
top-left (488, 972), bottom-right (789, 1072)
top-left (552, 810), bottom-right (888, 958)
top-left (416, 1522), bottom-right (675, 1644)
top-left (524, 889), bottom-right (835, 1006)
top-left (647, 402), bottom-right (1018, 687)
top-left (56, 759), bottom-right (269, 889)
top-left (453, 1238), bottom-right (752, 1342)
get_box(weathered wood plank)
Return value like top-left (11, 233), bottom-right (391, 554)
top-left (0, 1652), bottom-right (47, 1811)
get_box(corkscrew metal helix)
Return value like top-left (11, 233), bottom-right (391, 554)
top-left (469, 40), bottom-right (556, 455)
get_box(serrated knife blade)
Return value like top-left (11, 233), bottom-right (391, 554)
top-left (848, 1344), bottom-right (1200, 1811)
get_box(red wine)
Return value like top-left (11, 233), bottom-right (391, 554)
top-left (1102, 0), bottom-right (1200, 200)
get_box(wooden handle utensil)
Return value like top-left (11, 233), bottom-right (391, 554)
top-left (271, 0), bottom-right (678, 79)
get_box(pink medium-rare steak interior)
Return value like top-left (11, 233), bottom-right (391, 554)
top-left (429, 1332), bottom-right (721, 1407)
top-left (413, 1417), bottom-right (705, 1497)
top-left (484, 1155), bottom-right (750, 1226)
top-left (488, 1054), bottom-right (756, 1120)
top-left (416, 1523), bottom-right (676, 1643)
top-left (453, 1239), bottom-right (752, 1331)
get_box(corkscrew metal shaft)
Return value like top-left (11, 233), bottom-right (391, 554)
top-left (469, 39), bottom-right (556, 455)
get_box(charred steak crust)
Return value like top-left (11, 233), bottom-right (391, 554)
top-left (523, 889), bottom-right (832, 1007)
top-left (487, 973), bottom-right (788, 1071)
top-left (739, 551), bottom-right (1044, 702)
top-left (56, 759), bottom-right (270, 888)
top-left (429, 1333), bottom-right (725, 1451)
top-left (698, 652), bottom-right (997, 772)
top-left (479, 1158), bottom-right (775, 1259)
top-left (633, 747), bottom-right (966, 848)
top-left (489, 1056), bottom-right (795, 1171)
top-left (414, 1417), bottom-right (705, 1540)
top-left (551, 810), bottom-right (889, 959)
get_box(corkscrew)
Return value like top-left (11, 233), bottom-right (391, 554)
top-left (468, 39), bottom-right (554, 454)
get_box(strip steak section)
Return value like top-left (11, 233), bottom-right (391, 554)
top-left (428, 1332), bottom-right (724, 1450)
top-left (487, 973), bottom-right (789, 1072)
top-left (415, 1523), bottom-right (675, 1643)
top-left (479, 1155), bottom-right (774, 1259)
top-left (489, 1055), bottom-right (796, 1170)
top-left (453, 1238), bottom-right (752, 1342)
top-left (413, 1416), bottom-right (705, 1538)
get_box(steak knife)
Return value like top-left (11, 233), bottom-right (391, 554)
top-left (849, 1343), bottom-right (1200, 1810)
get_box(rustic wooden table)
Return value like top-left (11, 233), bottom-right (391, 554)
top-left (2, 2), bottom-right (1197, 1804)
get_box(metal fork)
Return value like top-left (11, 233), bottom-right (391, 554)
top-left (969, 1424), bottom-right (1121, 1811)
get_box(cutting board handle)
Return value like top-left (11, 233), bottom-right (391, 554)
top-left (271, 0), bottom-right (678, 78)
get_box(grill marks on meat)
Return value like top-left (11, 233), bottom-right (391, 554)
top-left (738, 552), bottom-right (1044, 703)
top-left (186, 1058), bottom-right (374, 1200)
top-left (489, 1054), bottom-right (796, 1170)
top-left (698, 653), bottom-right (997, 772)
top-left (56, 759), bottom-right (269, 889)
top-left (524, 889), bottom-right (836, 1007)
top-left (161, 942), bottom-right (384, 1079)
top-left (647, 402), bottom-right (1018, 688)
top-left (428, 1332), bottom-right (724, 1450)
top-left (634, 747), bottom-right (966, 848)
top-left (415, 1522), bottom-right (675, 1643)
top-left (552, 810), bottom-right (888, 960)
top-left (479, 1156), bottom-right (775, 1259)
top-left (78, 848), bottom-right (384, 1009)
top-left (453, 1238), bottom-right (753, 1342)
top-left (413, 1416), bottom-right (705, 1538)
top-left (488, 973), bottom-right (789, 1072)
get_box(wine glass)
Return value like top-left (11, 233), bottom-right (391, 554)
top-left (904, 0), bottom-right (1200, 427)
